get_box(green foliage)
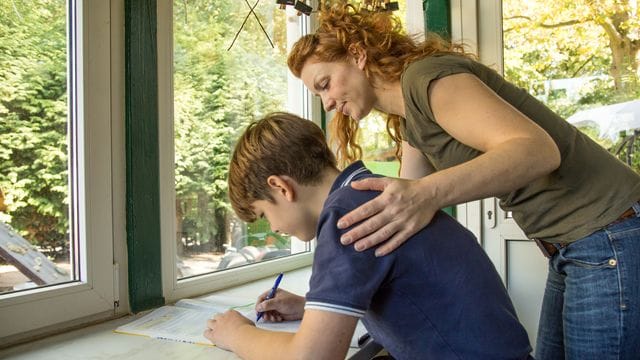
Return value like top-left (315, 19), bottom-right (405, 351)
top-left (363, 161), bottom-right (400, 177)
top-left (247, 231), bottom-right (289, 249)
top-left (503, 0), bottom-right (640, 169)
top-left (173, 0), bottom-right (290, 251)
top-left (503, 0), bottom-right (638, 100)
top-left (0, 0), bottom-right (69, 255)
top-left (246, 219), bottom-right (290, 249)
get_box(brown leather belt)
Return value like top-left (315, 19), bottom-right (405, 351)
top-left (535, 206), bottom-right (637, 258)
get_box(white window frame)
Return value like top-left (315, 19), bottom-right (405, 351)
top-left (158, 2), bottom-right (315, 303)
top-left (0, 0), bottom-right (121, 345)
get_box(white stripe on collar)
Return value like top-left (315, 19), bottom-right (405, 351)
top-left (340, 166), bottom-right (368, 188)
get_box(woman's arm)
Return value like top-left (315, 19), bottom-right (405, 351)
top-left (338, 73), bottom-right (561, 255)
top-left (400, 141), bottom-right (434, 179)
top-left (205, 309), bottom-right (358, 360)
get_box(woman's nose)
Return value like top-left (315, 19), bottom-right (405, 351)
top-left (321, 95), bottom-right (335, 112)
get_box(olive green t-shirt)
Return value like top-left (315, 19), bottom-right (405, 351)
top-left (400, 54), bottom-right (640, 244)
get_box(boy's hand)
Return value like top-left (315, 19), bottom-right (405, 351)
top-left (204, 310), bottom-right (253, 350)
top-left (255, 288), bottom-right (305, 322)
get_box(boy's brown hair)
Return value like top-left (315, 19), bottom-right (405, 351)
top-left (228, 112), bottom-right (338, 222)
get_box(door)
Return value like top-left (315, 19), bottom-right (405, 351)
top-left (479, 200), bottom-right (549, 350)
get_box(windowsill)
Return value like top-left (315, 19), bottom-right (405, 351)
top-left (0, 267), bottom-right (358, 359)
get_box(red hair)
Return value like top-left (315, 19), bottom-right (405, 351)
top-left (288, 3), bottom-right (471, 167)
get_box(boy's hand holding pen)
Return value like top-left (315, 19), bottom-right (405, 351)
top-left (256, 273), bottom-right (283, 322)
top-left (255, 274), bottom-right (306, 322)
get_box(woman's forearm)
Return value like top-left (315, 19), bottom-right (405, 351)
top-left (423, 136), bottom-right (560, 209)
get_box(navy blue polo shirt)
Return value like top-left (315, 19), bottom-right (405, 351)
top-left (305, 161), bottom-right (531, 359)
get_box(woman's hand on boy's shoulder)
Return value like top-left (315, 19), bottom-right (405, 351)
top-left (338, 176), bottom-right (439, 256)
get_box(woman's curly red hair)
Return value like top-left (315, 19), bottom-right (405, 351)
top-left (288, 3), bottom-right (471, 168)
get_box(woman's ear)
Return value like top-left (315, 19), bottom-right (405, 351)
top-left (348, 44), bottom-right (367, 70)
top-left (266, 175), bottom-right (296, 202)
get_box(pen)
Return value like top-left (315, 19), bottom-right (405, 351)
top-left (256, 272), bottom-right (283, 322)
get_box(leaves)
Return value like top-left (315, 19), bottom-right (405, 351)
top-left (503, 0), bottom-right (639, 169)
top-left (173, 0), bottom-right (290, 251)
top-left (0, 0), bottom-right (69, 254)
top-left (503, 0), bottom-right (638, 107)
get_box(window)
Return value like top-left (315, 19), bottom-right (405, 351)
top-left (1, 0), bottom-right (72, 295)
top-left (0, 1), bottom-right (118, 344)
top-left (159, 1), bottom-right (314, 301)
top-left (471, 0), bottom-right (639, 164)
top-left (501, 0), bottom-right (639, 168)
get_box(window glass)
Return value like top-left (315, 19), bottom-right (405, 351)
top-left (173, 1), bottom-right (309, 279)
top-left (357, 1), bottom-right (406, 177)
top-left (502, 0), bottom-right (639, 170)
top-left (0, 0), bottom-right (74, 294)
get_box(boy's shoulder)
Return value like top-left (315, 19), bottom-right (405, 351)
top-left (324, 176), bottom-right (382, 211)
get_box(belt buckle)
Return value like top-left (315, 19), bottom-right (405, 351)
top-left (534, 238), bottom-right (553, 259)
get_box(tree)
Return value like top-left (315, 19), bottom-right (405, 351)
top-left (504, 0), bottom-right (639, 101)
top-left (503, 0), bottom-right (639, 169)
top-left (0, 0), bottom-right (69, 256)
top-left (173, 0), bottom-right (289, 253)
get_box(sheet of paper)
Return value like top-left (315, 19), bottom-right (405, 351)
top-left (115, 295), bottom-right (368, 348)
top-left (179, 296), bottom-right (368, 346)
top-left (177, 298), bottom-right (301, 333)
top-left (115, 305), bottom-right (218, 346)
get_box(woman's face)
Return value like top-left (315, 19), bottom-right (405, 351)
top-left (299, 58), bottom-right (377, 121)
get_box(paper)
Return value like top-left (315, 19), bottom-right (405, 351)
top-left (115, 296), bottom-right (367, 348)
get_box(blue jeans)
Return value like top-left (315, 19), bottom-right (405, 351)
top-left (536, 203), bottom-right (640, 359)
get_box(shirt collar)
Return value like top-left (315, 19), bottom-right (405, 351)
top-left (330, 160), bottom-right (371, 194)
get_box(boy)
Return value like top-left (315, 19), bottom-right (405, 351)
top-left (204, 112), bottom-right (532, 359)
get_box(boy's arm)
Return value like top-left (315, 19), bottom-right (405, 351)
top-left (206, 309), bottom-right (358, 360)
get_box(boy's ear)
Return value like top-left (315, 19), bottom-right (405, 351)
top-left (266, 175), bottom-right (296, 202)
top-left (348, 44), bottom-right (367, 70)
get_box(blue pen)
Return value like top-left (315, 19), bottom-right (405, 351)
top-left (256, 272), bottom-right (283, 322)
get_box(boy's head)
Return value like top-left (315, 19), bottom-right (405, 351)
top-left (228, 112), bottom-right (338, 223)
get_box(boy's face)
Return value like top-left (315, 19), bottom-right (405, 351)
top-left (251, 197), bottom-right (317, 242)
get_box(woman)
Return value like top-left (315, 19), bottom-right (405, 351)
top-left (287, 4), bottom-right (640, 359)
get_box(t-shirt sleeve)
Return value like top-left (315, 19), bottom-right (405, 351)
top-left (305, 206), bottom-right (394, 318)
top-left (401, 55), bottom-right (475, 137)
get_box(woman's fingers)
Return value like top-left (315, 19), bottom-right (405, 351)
top-left (348, 220), bottom-right (399, 251)
top-left (338, 198), bottom-right (387, 244)
top-left (338, 177), bottom-right (439, 255)
top-left (350, 177), bottom-right (391, 192)
top-left (337, 178), bottom-right (392, 232)
top-left (373, 225), bottom-right (422, 256)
